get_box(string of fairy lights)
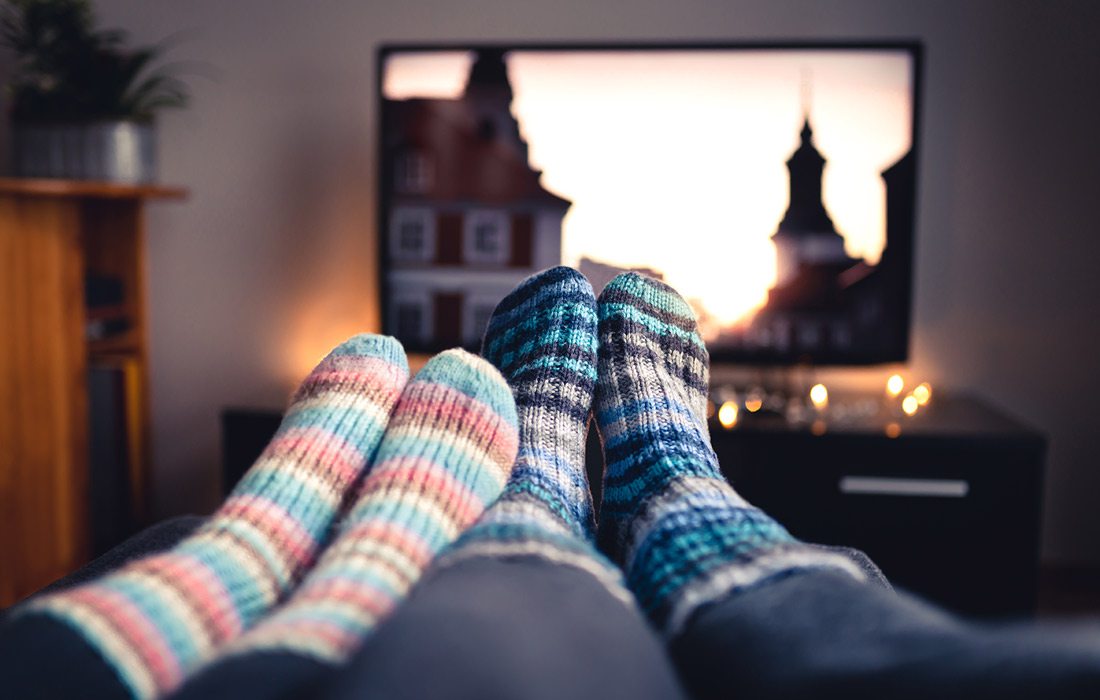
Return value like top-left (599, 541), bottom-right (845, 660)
top-left (708, 374), bottom-right (934, 436)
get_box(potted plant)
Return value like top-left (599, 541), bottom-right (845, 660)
top-left (1, 0), bottom-right (189, 182)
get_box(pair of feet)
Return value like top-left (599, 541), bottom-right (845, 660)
top-left (18, 266), bottom-right (865, 700)
top-left (459, 267), bottom-right (865, 635)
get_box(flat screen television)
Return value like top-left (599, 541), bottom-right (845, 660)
top-left (377, 41), bottom-right (921, 365)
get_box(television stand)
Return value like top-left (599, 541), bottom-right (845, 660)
top-left (697, 392), bottom-right (1046, 618)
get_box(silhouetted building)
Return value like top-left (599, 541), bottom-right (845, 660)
top-left (734, 116), bottom-right (911, 359)
top-left (771, 118), bottom-right (858, 288)
top-left (383, 49), bottom-right (569, 349)
top-left (578, 256), bottom-right (664, 295)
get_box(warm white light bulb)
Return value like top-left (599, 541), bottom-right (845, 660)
top-left (718, 401), bottom-right (739, 428)
top-left (913, 382), bottom-right (932, 406)
top-left (902, 395), bottom-right (919, 416)
top-left (886, 374), bottom-right (904, 397)
top-left (809, 383), bottom-right (828, 409)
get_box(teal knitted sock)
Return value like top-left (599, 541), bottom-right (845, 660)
top-left (437, 267), bottom-right (627, 598)
top-left (595, 273), bottom-right (865, 635)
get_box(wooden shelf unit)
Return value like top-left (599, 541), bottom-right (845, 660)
top-left (0, 178), bottom-right (186, 606)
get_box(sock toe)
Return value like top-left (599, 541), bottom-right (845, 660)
top-left (414, 348), bottom-right (519, 432)
top-left (597, 271), bottom-right (696, 324)
top-left (597, 272), bottom-right (710, 422)
top-left (293, 335), bottom-right (409, 404)
top-left (326, 333), bottom-right (408, 366)
top-left (491, 266), bottom-right (593, 317)
top-left (482, 267), bottom-right (596, 373)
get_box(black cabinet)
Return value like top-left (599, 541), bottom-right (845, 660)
top-left (706, 394), bottom-right (1046, 618)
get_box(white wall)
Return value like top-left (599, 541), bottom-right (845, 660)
top-left (3, 0), bottom-right (1098, 564)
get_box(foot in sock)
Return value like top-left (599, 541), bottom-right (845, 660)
top-left (166, 349), bottom-right (519, 699)
top-left (12, 335), bottom-right (409, 699)
top-left (438, 267), bottom-right (627, 597)
top-left (595, 272), bottom-right (865, 636)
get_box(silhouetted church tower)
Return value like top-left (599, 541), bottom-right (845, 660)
top-left (463, 48), bottom-right (528, 161)
top-left (771, 117), bottom-right (854, 286)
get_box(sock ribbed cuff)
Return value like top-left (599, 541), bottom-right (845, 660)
top-left (624, 475), bottom-right (867, 636)
top-left (436, 491), bottom-right (634, 609)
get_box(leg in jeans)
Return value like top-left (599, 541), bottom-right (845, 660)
top-left (595, 271), bottom-right (1100, 700)
top-left (326, 556), bottom-right (681, 700)
top-left (674, 569), bottom-right (1100, 700)
top-left (21, 515), bottom-right (205, 600)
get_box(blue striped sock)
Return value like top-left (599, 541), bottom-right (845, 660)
top-left (437, 267), bottom-right (628, 597)
top-left (595, 272), bottom-right (865, 635)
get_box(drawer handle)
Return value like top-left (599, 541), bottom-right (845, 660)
top-left (838, 476), bottom-right (970, 498)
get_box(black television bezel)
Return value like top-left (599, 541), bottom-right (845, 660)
top-left (376, 40), bottom-right (922, 366)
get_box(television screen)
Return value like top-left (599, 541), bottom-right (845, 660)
top-left (378, 42), bottom-right (920, 364)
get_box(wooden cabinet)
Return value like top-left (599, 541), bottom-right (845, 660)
top-left (0, 178), bottom-right (185, 606)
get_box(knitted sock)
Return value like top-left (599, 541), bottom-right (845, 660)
top-left (199, 348), bottom-right (518, 670)
top-left (595, 273), bottom-right (865, 636)
top-left (17, 334), bottom-right (409, 699)
top-left (437, 267), bottom-right (628, 599)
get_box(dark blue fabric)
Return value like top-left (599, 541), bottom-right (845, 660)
top-left (671, 569), bottom-right (1100, 700)
top-left (36, 515), bottom-right (205, 596)
top-left (323, 555), bottom-right (687, 700)
top-left (0, 515), bottom-right (204, 700)
top-left (0, 613), bottom-right (131, 700)
top-left (167, 553), bottom-right (685, 700)
top-left (167, 650), bottom-right (330, 700)
top-left (6, 517), bottom-right (1100, 700)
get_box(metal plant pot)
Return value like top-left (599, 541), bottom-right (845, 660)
top-left (11, 121), bottom-right (158, 183)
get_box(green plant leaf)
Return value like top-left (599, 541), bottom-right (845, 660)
top-left (1, 0), bottom-right (190, 123)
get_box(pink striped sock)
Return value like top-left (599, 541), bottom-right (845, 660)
top-left (206, 348), bottom-right (518, 666)
top-left (19, 335), bottom-right (409, 698)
